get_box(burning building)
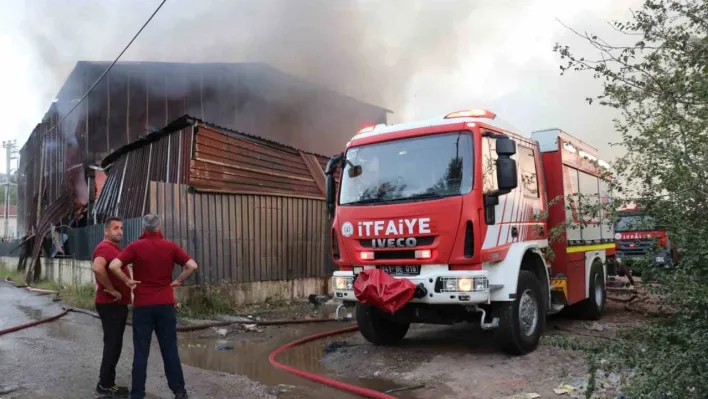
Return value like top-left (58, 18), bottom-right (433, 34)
top-left (17, 61), bottom-right (390, 235)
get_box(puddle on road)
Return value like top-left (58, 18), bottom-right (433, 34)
top-left (17, 305), bottom-right (43, 321)
top-left (178, 322), bottom-right (420, 398)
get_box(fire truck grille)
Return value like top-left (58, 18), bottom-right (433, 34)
top-left (617, 239), bottom-right (656, 256)
top-left (358, 236), bottom-right (435, 248)
top-left (373, 250), bottom-right (416, 260)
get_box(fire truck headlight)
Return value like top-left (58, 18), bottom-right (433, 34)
top-left (333, 277), bottom-right (354, 290)
top-left (457, 278), bottom-right (473, 292)
top-left (444, 279), bottom-right (457, 292)
top-left (474, 277), bottom-right (488, 291)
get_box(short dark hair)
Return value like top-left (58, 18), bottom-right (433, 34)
top-left (105, 217), bottom-right (122, 228)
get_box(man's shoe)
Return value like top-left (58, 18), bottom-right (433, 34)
top-left (95, 384), bottom-right (129, 398)
top-left (174, 393), bottom-right (189, 399)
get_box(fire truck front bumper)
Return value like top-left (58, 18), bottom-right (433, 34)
top-left (332, 265), bottom-right (491, 305)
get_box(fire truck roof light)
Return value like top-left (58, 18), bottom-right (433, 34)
top-left (357, 125), bottom-right (376, 135)
top-left (598, 160), bottom-right (610, 169)
top-left (444, 109), bottom-right (497, 120)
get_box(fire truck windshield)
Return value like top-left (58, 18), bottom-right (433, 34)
top-left (339, 131), bottom-right (473, 205)
top-left (615, 215), bottom-right (656, 232)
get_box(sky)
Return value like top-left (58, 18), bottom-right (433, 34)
top-left (0, 0), bottom-right (642, 173)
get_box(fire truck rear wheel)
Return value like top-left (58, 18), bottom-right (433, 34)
top-left (493, 270), bottom-right (545, 356)
top-left (577, 261), bottom-right (606, 320)
top-left (356, 303), bottom-right (410, 346)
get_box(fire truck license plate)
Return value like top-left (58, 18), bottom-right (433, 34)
top-left (381, 265), bottom-right (421, 276)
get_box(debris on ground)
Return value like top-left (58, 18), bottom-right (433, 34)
top-left (583, 322), bottom-right (610, 332)
top-left (323, 340), bottom-right (349, 354)
top-left (215, 315), bottom-right (252, 323)
top-left (383, 384), bottom-right (426, 394)
top-left (553, 384), bottom-right (577, 395)
top-left (501, 393), bottom-right (541, 399)
top-left (214, 328), bottom-right (228, 337)
top-left (274, 384), bottom-right (297, 393)
top-left (242, 324), bottom-right (264, 333)
top-left (215, 344), bottom-right (234, 351)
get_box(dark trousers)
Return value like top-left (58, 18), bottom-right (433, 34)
top-left (130, 304), bottom-right (186, 399)
top-left (95, 303), bottom-right (129, 388)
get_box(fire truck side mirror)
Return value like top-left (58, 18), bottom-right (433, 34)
top-left (495, 136), bottom-right (518, 193)
top-left (496, 157), bottom-right (518, 192)
top-left (495, 136), bottom-right (516, 156)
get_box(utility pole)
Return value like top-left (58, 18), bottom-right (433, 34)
top-left (2, 140), bottom-right (18, 239)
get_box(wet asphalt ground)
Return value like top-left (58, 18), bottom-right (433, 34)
top-left (0, 281), bottom-right (274, 399)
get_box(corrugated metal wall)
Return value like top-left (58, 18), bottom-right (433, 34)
top-left (93, 127), bottom-right (193, 222)
top-left (150, 181), bottom-right (328, 284)
top-left (66, 217), bottom-right (143, 261)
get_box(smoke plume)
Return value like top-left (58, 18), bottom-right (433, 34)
top-left (3, 0), bottom-right (642, 160)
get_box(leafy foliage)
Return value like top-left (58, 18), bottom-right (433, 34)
top-left (554, 0), bottom-right (708, 397)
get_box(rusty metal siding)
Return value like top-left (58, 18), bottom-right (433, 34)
top-left (190, 123), bottom-right (327, 199)
top-left (150, 181), bottom-right (327, 284)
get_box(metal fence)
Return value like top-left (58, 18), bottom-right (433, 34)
top-left (0, 239), bottom-right (22, 257)
top-left (65, 217), bottom-right (143, 260)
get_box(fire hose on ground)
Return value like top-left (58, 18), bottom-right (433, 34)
top-left (0, 277), bottom-right (407, 399)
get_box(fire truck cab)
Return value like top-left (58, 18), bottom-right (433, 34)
top-left (325, 110), bottom-right (615, 355)
top-left (614, 204), bottom-right (677, 268)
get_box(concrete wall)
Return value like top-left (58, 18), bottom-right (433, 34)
top-left (0, 256), bottom-right (94, 286)
top-left (0, 256), bottom-right (333, 306)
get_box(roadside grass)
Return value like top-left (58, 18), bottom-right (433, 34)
top-left (59, 284), bottom-right (97, 310)
top-left (176, 286), bottom-right (230, 320)
top-left (34, 280), bottom-right (61, 291)
top-left (0, 261), bottom-right (27, 286)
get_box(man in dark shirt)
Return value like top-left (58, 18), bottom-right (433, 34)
top-left (91, 217), bottom-right (132, 398)
top-left (109, 214), bottom-right (198, 399)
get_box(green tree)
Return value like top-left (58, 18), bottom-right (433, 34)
top-left (554, 0), bottom-right (708, 396)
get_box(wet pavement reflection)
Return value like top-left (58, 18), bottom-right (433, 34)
top-left (178, 322), bottom-right (420, 398)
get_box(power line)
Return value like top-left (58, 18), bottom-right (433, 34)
top-left (45, 0), bottom-right (168, 135)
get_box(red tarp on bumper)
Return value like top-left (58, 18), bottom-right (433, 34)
top-left (353, 269), bottom-right (416, 314)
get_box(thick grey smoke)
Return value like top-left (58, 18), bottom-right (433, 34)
top-left (4, 0), bottom-right (640, 161)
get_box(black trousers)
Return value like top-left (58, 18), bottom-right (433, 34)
top-left (96, 303), bottom-right (129, 388)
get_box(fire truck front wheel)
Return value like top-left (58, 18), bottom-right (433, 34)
top-left (493, 271), bottom-right (545, 356)
top-left (356, 303), bottom-right (410, 346)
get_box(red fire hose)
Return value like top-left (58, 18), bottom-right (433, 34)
top-left (0, 307), bottom-right (71, 337)
top-left (269, 326), bottom-right (398, 399)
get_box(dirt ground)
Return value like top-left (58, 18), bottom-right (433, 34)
top-left (1, 278), bottom-right (650, 399)
top-left (177, 293), bottom-right (648, 399)
top-left (318, 301), bottom-right (645, 399)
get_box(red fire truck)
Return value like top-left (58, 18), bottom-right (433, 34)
top-left (614, 203), bottom-right (678, 269)
top-left (324, 109), bottom-right (616, 355)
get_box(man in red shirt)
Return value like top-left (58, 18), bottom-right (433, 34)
top-left (108, 214), bottom-right (198, 399)
top-left (91, 217), bottom-right (132, 398)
